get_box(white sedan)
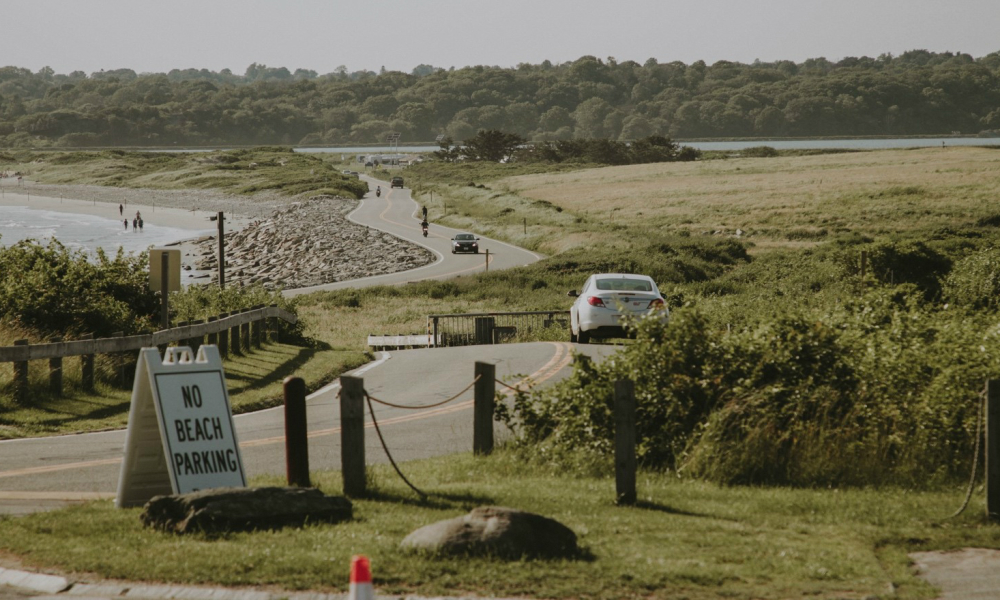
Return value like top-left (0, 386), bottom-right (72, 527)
top-left (569, 273), bottom-right (668, 343)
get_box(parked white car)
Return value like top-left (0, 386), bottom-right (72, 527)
top-left (569, 273), bottom-right (668, 343)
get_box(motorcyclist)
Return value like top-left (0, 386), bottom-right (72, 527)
top-left (375, 185), bottom-right (381, 197)
top-left (420, 219), bottom-right (429, 236)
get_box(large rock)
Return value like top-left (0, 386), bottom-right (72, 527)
top-left (141, 486), bottom-right (352, 534)
top-left (400, 506), bottom-right (578, 559)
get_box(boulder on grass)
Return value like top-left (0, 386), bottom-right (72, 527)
top-left (141, 486), bottom-right (352, 534)
top-left (400, 506), bottom-right (578, 559)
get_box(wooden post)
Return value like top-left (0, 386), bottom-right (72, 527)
top-left (218, 313), bottom-right (229, 358)
top-left (474, 361), bottom-right (495, 455)
top-left (207, 316), bottom-right (218, 346)
top-left (240, 316), bottom-right (250, 354)
top-left (81, 333), bottom-right (94, 392)
top-left (112, 331), bottom-right (126, 389)
top-left (340, 376), bottom-right (366, 497)
top-left (230, 314), bottom-right (242, 356)
top-left (177, 321), bottom-right (189, 348)
top-left (284, 376), bottom-right (310, 487)
top-left (13, 339), bottom-right (28, 405)
top-left (485, 248), bottom-right (489, 273)
top-left (218, 211), bottom-right (226, 289)
top-left (988, 380), bottom-right (1000, 521)
top-left (189, 319), bottom-right (204, 354)
top-left (252, 306), bottom-right (263, 349)
top-left (49, 336), bottom-right (62, 397)
top-left (160, 251), bottom-right (169, 330)
top-left (614, 379), bottom-right (637, 505)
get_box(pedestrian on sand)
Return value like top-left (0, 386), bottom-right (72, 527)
top-left (132, 217), bottom-right (137, 231)
top-left (119, 203), bottom-right (123, 215)
top-left (139, 219), bottom-right (144, 232)
top-left (124, 219), bottom-right (128, 230)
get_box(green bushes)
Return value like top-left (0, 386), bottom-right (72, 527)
top-left (502, 284), bottom-right (995, 487)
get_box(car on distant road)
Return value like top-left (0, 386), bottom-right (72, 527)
top-left (568, 273), bottom-right (668, 343)
top-left (451, 233), bottom-right (480, 254)
top-left (391, 176), bottom-right (404, 188)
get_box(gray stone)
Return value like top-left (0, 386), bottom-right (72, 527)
top-left (400, 506), bottom-right (578, 559)
top-left (141, 486), bottom-right (352, 534)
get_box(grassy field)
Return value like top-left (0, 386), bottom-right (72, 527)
top-left (1, 451), bottom-right (993, 599)
top-left (0, 341), bottom-right (368, 439)
top-left (407, 147), bottom-right (1000, 254)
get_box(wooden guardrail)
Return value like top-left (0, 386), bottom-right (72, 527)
top-left (0, 305), bottom-right (296, 362)
top-left (1, 304), bottom-right (297, 404)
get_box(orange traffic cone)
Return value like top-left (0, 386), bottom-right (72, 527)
top-left (349, 555), bottom-right (374, 600)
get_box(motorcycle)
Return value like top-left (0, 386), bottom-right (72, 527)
top-left (422, 224), bottom-right (429, 237)
top-left (375, 188), bottom-right (381, 197)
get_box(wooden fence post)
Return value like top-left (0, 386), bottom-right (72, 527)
top-left (49, 336), bottom-right (62, 397)
top-left (13, 339), bottom-right (28, 405)
top-left (240, 315), bottom-right (250, 354)
top-left (284, 376), bottom-right (310, 487)
top-left (252, 306), bottom-right (263, 349)
top-left (988, 379), bottom-right (1000, 521)
top-left (474, 361), bottom-right (495, 455)
top-left (614, 379), bottom-right (637, 505)
top-left (112, 331), bottom-right (126, 389)
top-left (177, 321), bottom-right (189, 348)
top-left (230, 314), bottom-right (242, 356)
top-left (80, 333), bottom-right (94, 392)
top-left (189, 319), bottom-right (204, 354)
top-left (207, 316), bottom-right (218, 346)
top-left (340, 375), bottom-right (366, 497)
top-left (218, 313), bottom-right (229, 358)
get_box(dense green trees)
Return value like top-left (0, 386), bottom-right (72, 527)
top-left (1, 50), bottom-right (999, 148)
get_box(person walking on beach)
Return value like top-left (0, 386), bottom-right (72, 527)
top-left (132, 217), bottom-right (137, 231)
top-left (124, 219), bottom-right (128, 231)
top-left (119, 203), bottom-right (123, 216)
top-left (138, 218), bottom-right (143, 232)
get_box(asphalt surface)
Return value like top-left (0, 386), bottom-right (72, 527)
top-left (285, 177), bottom-right (541, 296)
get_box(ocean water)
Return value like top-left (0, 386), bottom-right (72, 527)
top-left (0, 205), bottom-right (214, 281)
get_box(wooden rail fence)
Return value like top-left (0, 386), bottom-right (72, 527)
top-left (1, 304), bottom-right (297, 403)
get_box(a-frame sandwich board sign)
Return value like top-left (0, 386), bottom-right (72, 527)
top-left (116, 345), bottom-right (246, 508)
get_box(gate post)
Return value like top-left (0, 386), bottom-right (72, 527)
top-left (340, 376), bottom-right (366, 497)
top-left (284, 376), bottom-right (310, 487)
top-left (81, 333), bottom-right (94, 392)
top-left (13, 339), bottom-right (28, 405)
top-left (218, 313), bottom-right (229, 358)
top-left (474, 361), bottom-right (495, 455)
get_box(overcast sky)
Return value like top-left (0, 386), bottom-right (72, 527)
top-left (3, 0), bottom-right (997, 76)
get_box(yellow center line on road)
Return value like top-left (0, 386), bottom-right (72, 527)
top-left (0, 343), bottom-right (576, 487)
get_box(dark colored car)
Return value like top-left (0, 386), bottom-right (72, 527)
top-left (451, 233), bottom-right (480, 254)
top-left (390, 176), bottom-right (404, 188)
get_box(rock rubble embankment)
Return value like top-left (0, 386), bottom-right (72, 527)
top-left (192, 197), bottom-right (435, 290)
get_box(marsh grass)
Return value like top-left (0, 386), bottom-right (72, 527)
top-left (0, 450), bottom-right (989, 599)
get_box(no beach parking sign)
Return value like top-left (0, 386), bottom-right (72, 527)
top-left (116, 345), bottom-right (246, 508)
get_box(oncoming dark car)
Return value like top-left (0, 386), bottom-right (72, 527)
top-left (390, 176), bottom-right (404, 188)
top-left (451, 233), bottom-right (480, 254)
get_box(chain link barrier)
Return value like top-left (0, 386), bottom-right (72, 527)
top-left (944, 384), bottom-right (987, 520)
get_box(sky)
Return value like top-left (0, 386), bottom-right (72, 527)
top-left (2, 0), bottom-right (998, 76)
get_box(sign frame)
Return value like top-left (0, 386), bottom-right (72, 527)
top-left (116, 345), bottom-right (246, 508)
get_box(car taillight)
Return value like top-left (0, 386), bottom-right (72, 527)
top-left (647, 298), bottom-right (665, 309)
top-left (587, 296), bottom-right (606, 307)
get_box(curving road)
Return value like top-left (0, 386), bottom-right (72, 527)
top-left (285, 177), bottom-right (542, 296)
top-left (0, 178), bottom-right (610, 515)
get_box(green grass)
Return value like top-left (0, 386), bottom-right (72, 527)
top-left (0, 451), bottom-right (991, 599)
top-left (8, 148), bottom-right (368, 200)
top-left (0, 344), bottom-right (368, 439)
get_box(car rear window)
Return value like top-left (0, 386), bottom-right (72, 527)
top-left (595, 278), bottom-right (653, 292)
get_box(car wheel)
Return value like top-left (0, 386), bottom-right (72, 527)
top-left (451, 250), bottom-right (456, 254)
top-left (578, 329), bottom-right (590, 344)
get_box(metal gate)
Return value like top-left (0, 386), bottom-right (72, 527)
top-left (427, 311), bottom-right (569, 347)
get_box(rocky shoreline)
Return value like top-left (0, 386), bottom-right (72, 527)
top-left (190, 197), bottom-right (435, 290)
top-left (12, 182), bottom-right (436, 292)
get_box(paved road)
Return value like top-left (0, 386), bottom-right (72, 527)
top-left (285, 177), bottom-right (541, 296)
top-left (0, 342), bottom-right (615, 514)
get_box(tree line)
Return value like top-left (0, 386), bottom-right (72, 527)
top-left (1, 50), bottom-right (999, 148)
